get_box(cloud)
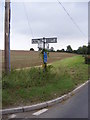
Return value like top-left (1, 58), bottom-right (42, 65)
top-left (5, 0), bottom-right (89, 3)
top-left (0, 1), bottom-right (88, 50)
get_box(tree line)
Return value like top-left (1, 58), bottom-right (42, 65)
top-left (57, 45), bottom-right (90, 55)
top-left (30, 44), bottom-right (90, 55)
top-left (30, 44), bottom-right (90, 64)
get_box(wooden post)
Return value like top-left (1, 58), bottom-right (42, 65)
top-left (43, 37), bottom-right (47, 71)
top-left (4, 0), bottom-right (11, 74)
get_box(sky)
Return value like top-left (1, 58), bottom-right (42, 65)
top-left (0, 0), bottom-right (89, 51)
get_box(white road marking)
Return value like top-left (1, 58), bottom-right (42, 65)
top-left (8, 114), bottom-right (16, 119)
top-left (33, 108), bottom-right (48, 116)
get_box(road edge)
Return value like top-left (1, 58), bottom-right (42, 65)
top-left (1, 80), bottom-right (89, 115)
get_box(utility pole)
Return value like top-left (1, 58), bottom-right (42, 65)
top-left (4, 0), bottom-right (11, 74)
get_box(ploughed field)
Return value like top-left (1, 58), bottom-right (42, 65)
top-left (2, 50), bottom-right (76, 70)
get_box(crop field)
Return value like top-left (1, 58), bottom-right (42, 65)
top-left (2, 50), bottom-right (76, 70)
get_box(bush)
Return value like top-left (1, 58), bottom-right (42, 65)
top-left (85, 56), bottom-right (90, 64)
top-left (30, 48), bottom-right (34, 51)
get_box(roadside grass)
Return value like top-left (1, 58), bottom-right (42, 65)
top-left (2, 56), bottom-right (88, 108)
top-left (52, 55), bottom-right (88, 85)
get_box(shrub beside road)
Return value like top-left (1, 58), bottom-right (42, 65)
top-left (2, 56), bottom-right (88, 109)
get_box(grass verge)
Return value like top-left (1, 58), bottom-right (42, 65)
top-left (2, 56), bottom-right (88, 108)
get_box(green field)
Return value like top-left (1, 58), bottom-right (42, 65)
top-left (2, 56), bottom-right (88, 108)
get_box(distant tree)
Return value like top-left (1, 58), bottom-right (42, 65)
top-left (30, 48), bottom-right (34, 51)
top-left (57, 49), bottom-right (65, 52)
top-left (57, 49), bottom-right (61, 52)
top-left (61, 49), bottom-right (65, 52)
top-left (50, 47), bottom-right (55, 52)
top-left (73, 50), bottom-right (77, 54)
top-left (77, 47), bottom-right (83, 54)
top-left (82, 45), bottom-right (88, 55)
top-left (77, 46), bottom-right (88, 55)
top-left (66, 45), bottom-right (73, 53)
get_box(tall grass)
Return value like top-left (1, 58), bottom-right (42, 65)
top-left (2, 56), bottom-right (88, 108)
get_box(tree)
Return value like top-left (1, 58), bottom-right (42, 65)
top-left (82, 45), bottom-right (88, 55)
top-left (61, 49), bottom-right (65, 52)
top-left (30, 48), bottom-right (34, 51)
top-left (57, 49), bottom-right (65, 52)
top-left (77, 46), bottom-right (88, 55)
top-left (66, 45), bottom-right (73, 53)
top-left (57, 49), bottom-right (61, 52)
top-left (50, 47), bottom-right (55, 52)
top-left (73, 50), bottom-right (77, 54)
top-left (77, 47), bottom-right (83, 54)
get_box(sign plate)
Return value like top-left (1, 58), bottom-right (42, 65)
top-left (44, 52), bottom-right (47, 63)
top-left (32, 37), bottom-right (57, 44)
top-left (46, 37), bottom-right (57, 43)
top-left (32, 39), bottom-right (42, 44)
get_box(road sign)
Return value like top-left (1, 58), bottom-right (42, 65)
top-left (32, 38), bottom-right (42, 44)
top-left (46, 37), bottom-right (57, 43)
top-left (32, 37), bottom-right (57, 44)
top-left (44, 52), bottom-right (47, 63)
top-left (31, 37), bottom-right (57, 71)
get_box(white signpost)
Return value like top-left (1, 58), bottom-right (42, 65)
top-left (32, 37), bottom-right (57, 71)
top-left (32, 37), bottom-right (57, 45)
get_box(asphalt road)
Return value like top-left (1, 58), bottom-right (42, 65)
top-left (2, 82), bottom-right (89, 119)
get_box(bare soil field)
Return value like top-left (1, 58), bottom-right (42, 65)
top-left (2, 50), bottom-right (76, 70)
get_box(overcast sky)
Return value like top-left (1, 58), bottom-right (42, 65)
top-left (0, 0), bottom-right (89, 51)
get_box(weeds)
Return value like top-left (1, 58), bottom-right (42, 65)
top-left (2, 56), bottom-right (88, 108)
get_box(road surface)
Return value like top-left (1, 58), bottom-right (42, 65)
top-left (2, 82), bottom-right (89, 119)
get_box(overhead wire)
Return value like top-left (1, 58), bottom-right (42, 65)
top-left (57, 0), bottom-right (87, 39)
top-left (23, 2), bottom-right (34, 39)
top-left (23, 1), bottom-right (87, 42)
